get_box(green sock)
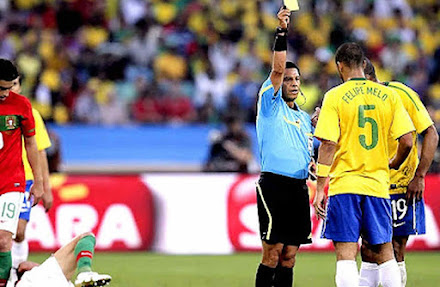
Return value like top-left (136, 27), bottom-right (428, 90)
top-left (74, 235), bottom-right (96, 273)
top-left (0, 251), bottom-right (12, 280)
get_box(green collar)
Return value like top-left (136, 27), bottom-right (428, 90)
top-left (348, 77), bottom-right (366, 81)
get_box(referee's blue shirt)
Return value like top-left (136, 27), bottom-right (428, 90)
top-left (256, 77), bottom-right (313, 179)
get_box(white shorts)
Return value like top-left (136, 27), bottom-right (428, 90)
top-left (0, 192), bottom-right (24, 237)
top-left (16, 256), bottom-right (72, 287)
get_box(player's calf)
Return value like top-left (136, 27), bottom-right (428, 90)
top-left (0, 231), bottom-right (14, 286)
top-left (378, 259), bottom-right (400, 287)
top-left (274, 266), bottom-right (293, 287)
top-left (72, 234), bottom-right (111, 286)
top-left (335, 260), bottom-right (358, 287)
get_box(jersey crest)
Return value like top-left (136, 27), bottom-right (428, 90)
top-left (6, 115), bottom-right (17, 129)
top-left (0, 115), bottom-right (20, 131)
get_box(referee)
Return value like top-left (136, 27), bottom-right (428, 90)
top-left (255, 7), bottom-right (318, 287)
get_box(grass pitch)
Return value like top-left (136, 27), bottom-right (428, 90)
top-left (29, 252), bottom-right (440, 286)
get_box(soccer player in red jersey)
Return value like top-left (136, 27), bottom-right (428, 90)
top-left (0, 59), bottom-right (43, 286)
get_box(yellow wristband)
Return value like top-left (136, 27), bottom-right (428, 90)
top-left (316, 163), bottom-right (331, 177)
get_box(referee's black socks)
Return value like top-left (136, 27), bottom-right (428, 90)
top-left (274, 265), bottom-right (293, 287)
top-left (255, 264), bottom-right (275, 287)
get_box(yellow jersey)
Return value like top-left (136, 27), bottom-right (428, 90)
top-left (385, 81), bottom-right (434, 194)
top-left (314, 78), bottom-right (415, 198)
top-left (22, 108), bottom-right (52, 180)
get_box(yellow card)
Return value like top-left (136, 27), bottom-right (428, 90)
top-left (284, 0), bottom-right (299, 11)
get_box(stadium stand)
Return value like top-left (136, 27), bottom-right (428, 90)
top-left (0, 0), bottom-right (439, 171)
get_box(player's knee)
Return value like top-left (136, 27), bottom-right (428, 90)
top-left (375, 242), bottom-right (395, 264)
top-left (280, 252), bottom-right (296, 268)
top-left (392, 237), bottom-right (407, 262)
top-left (392, 245), bottom-right (405, 262)
top-left (0, 231), bottom-right (12, 251)
top-left (280, 261), bottom-right (295, 269)
top-left (360, 243), bottom-right (375, 263)
top-left (262, 248), bottom-right (281, 267)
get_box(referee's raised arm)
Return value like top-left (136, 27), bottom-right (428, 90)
top-left (254, 8), bottom-right (315, 287)
top-left (270, 7), bottom-right (291, 94)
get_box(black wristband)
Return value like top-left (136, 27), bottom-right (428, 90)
top-left (276, 27), bottom-right (288, 35)
top-left (273, 31), bottom-right (287, 51)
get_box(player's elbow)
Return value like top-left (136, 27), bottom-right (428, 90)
top-left (425, 125), bottom-right (439, 146)
top-left (270, 69), bottom-right (284, 82)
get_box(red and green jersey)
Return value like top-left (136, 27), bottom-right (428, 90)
top-left (0, 91), bottom-right (35, 194)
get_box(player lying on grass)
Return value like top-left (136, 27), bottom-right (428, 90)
top-left (13, 232), bottom-right (111, 287)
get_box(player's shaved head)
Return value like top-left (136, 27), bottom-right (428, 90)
top-left (363, 57), bottom-right (377, 81)
top-left (0, 59), bottom-right (19, 81)
top-left (335, 42), bottom-right (364, 69)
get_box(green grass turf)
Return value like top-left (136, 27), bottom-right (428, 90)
top-left (29, 252), bottom-right (440, 286)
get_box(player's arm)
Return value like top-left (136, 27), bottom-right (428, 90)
top-left (389, 91), bottom-right (415, 170)
top-left (313, 139), bottom-right (336, 219)
top-left (40, 149), bottom-right (53, 212)
top-left (389, 132), bottom-right (413, 170)
top-left (24, 136), bottom-right (44, 205)
top-left (400, 86), bottom-right (439, 201)
top-left (269, 7), bottom-right (291, 94)
top-left (34, 109), bottom-right (53, 211)
top-left (416, 125), bottom-right (438, 179)
top-left (312, 92), bottom-right (339, 219)
top-left (407, 125), bottom-right (439, 201)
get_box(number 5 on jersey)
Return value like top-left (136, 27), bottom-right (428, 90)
top-left (358, 105), bottom-right (378, 150)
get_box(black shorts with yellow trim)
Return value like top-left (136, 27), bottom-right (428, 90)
top-left (256, 172), bottom-right (312, 246)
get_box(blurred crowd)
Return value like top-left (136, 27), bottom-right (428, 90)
top-left (0, 0), bottom-right (440, 169)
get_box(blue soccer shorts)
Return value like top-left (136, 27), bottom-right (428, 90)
top-left (321, 194), bottom-right (392, 245)
top-left (390, 193), bottom-right (425, 236)
top-left (19, 180), bottom-right (34, 221)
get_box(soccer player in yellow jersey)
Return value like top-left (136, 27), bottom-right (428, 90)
top-left (313, 43), bottom-right (415, 287)
top-left (8, 76), bottom-right (53, 284)
top-left (358, 59), bottom-right (438, 287)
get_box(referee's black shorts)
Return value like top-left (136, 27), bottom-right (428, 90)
top-left (256, 172), bottom-right (312, 246)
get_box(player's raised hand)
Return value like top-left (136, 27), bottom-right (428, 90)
top-left (277, 6), bottom-right (291, 29)
top-left (30, 181), bottom-right (44, 206)
top-left (313, 190), bottom-right (327, 220)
